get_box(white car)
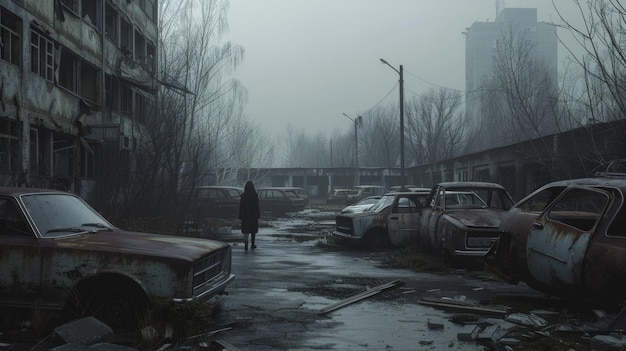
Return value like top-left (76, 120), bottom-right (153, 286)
top-left (340, 196), bottom-right (381, 214)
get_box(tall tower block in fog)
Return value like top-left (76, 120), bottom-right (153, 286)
top-left (464, 8), bottom-right (558, 139)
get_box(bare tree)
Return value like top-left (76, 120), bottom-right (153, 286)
top-left (479, 23), bottom-right (559, 149)
top-left (358, 105), bottom-right (399, 168)
top-left (98, 0), bottom-right (262, 225)
top-left (405, 88), bottom-right (466, 164)
top-left (555, 0), bottom-right (626, 122)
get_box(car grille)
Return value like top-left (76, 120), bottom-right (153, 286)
top-left (193, 248), bottom-right (231, 291)
top-left (466, 235), bottom-right (498, 248)
top-left (335, 216), bottom-right (354, 235)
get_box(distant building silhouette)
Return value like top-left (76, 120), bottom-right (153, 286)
top-left (465, 8), bottom-right (558, 151)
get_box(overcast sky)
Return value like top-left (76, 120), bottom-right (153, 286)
top-left (225, 0), bottom-right (583, 138)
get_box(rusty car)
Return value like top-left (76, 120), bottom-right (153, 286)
top-left (485, 173), bottom-right (626, 305)
top-left (189, 185), bottom-right (243, 219)
top-left (326, 188), bottom-right (352, 205)
top-left (258, 187), bottom-right (306, 215)
top-left (333, 191), bottom-right (430, 247)
top-left (419, 182), bottom-right (515, 264)
top-left (0, 187), bottom-right (235, 330)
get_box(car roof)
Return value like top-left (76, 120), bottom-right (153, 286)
top-left (436, 182), bottom-right (507, 190)
top-left (540, 177), bottom-right (626, 190)
top-left (195, 185), bottom-right (243, 189)
top-left (0, 187), bottom-right (69, 196)
top-left (383, 191), bottom-right (430, 195)
top-left (259, 187), bottom-right (300, 190)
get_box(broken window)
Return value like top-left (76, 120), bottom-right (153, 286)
top-left (0, 119), bottom-right (19, 175)
top-left (31, 28), bottom-right (54, 82)
top-left (146, 40), bottom-right (155, 73)
top-left (547, 188), bottom-right (608, 232)
top-left (53, 137), bottom-right (74, 177)
top-left (105, 74), bottom-right (119, 111)
top-left (59, 0), bottom-right (79, 14)
top-left (29, 128), bottom-right (53, 177)
top-left (135, 92), bottom-right (146, 124)
top-left (0, 7), bottom-right (22, 66)
top-left (80, 60), bottom-right (100, 103)
top-left (58, 47), bottom-right (78, 93)
top-left (105, 3), bottom-right (118, 43)
top-left (607, 190), bottom-right (626, 237)
top-left (120, 17), bottom-right (132, 56)
top-left (144, 0), bottom-right (156, 22)
top-left (120, 82), bottom-right (132, 114)
top-left (81, 0), bottom-right (100, 29)
top-left (134, 29), bottom-right (145, 64)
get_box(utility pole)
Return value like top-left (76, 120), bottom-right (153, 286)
top-left (380, 59), bottom-right (406, 189)
top-left (342, 113), bottom-right (362, 186)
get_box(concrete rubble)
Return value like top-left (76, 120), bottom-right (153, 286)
top-left (417, 294), bottom-right (626, 350)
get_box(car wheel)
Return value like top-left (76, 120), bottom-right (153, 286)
top-left (87, 288), bottom-right (142, 330)
top-left (363, 229), bottom-right (391, 249)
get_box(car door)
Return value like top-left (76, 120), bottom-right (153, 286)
top-left (0, 197), bottom-right (41, 303)
top-left (422, 187), bottom-right (446, 249)
top-left (526, 186), bottom-right (609, 287)
top-left (388, 194), bottom-right (425, 246)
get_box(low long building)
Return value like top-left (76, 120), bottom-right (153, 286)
top-left (226, 119), bottom-right (626, 201)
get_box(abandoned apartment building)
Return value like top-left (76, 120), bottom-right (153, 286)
top-left (0, 0), bottom-right (157, 200)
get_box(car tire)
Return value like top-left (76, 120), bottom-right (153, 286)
top-left (87, 287), bottom-right (143, 330)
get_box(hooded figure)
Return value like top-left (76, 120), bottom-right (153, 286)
top-left (239, 181), bottom-right (260, 250)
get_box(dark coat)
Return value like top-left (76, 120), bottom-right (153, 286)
top-left (239, 182), bottom-right (260, 234)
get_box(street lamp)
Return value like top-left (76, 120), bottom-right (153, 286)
top-left (380, 58), bottom-right (405, 189)
top-left (342, 113), bottom-right (362, 186)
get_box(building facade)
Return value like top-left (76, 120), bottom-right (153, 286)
top-left (0, 0), bottom-right (157, 199)
top-left (465, 8), bottom-right (558, 148)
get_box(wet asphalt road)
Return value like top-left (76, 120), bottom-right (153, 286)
top-left (213, 213), bottom-right (543, 351)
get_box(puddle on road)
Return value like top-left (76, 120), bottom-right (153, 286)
top-left (302, 300), bottom-right (485, 350)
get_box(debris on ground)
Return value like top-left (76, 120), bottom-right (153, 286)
top-left (318, 280), bottom-right (404, 315)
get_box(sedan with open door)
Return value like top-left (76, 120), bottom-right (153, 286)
top-left (486, 171), bottom-right (626, 306)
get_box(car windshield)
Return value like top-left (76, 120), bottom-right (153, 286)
top-left (284, 190), bottom-right (299, 198)
top-left (367, 195), bottom-right (395, 213)
top-left (21, 193), bottom-right (113, 238)
top-left (443, 188), bottom-right (513, 210)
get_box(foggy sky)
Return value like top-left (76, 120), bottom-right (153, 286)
top-left (225, 0), bottom-right (583, 138)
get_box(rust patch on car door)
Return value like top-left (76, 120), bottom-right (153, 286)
top-left (526, 187), bottom-right (608, 288)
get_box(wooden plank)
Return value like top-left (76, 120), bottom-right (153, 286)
top-left (318, 280), bottom-right (404, 315)
top-left (417, 299), bottom-right (509, 315)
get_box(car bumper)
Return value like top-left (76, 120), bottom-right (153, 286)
top-left (330, 232), bottom-right (362, 246)
top-left (173, 272), bottom-right (236, 303)
top-left (453, 249), bottom-right (489, 257)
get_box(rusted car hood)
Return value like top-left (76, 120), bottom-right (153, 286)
top-left (51, 230), bottom-right (229, 261)
top-left (446, 210), bottom-right (505, 228)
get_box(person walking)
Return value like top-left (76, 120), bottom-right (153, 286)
top-left (239, 180), bottom-right (260, 251)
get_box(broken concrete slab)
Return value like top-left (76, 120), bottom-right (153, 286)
top-left (483, 317), bottom-right (519, 333)
top-left (457, 325), bottom-right (480, 341)
top-left (427, 319), bottom-right (444, 330)
top-left (476, 324), bottom-right (506, 342)
top-left (54, 317), bottom-right (113, 346)
top-left (505, 313), bottom-right (548, 327)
